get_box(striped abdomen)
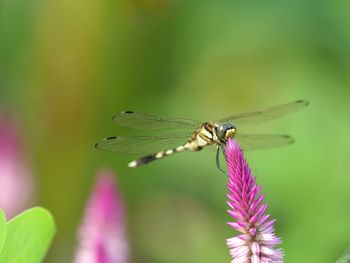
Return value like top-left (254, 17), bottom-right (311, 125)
top-left (128, 123), bottom-right (219, 168)
top-left (128, 145), bottom-right (187, 168)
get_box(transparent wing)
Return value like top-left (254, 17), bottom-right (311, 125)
top-left (112, 111), bottom-right (201, 131)
top-left (219, 100), bottom-right (309, 125)
top-left (336, 245), bottom-right (350, 263)
top-left (235, 133), bottom-right (294, 150)
top-left (95, 133), bottom-right (191, 155)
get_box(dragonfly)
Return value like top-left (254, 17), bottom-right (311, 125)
top-left (95, 100), bottom-right (308, 172)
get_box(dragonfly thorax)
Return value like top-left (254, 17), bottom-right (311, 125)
top-left (215, 123), bottom-right (236, 143)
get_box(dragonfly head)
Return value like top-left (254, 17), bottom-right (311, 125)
top-left (216, 123), bottom-right (236, 142)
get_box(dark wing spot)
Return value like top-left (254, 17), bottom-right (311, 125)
top-left (296, 99), bottom-right (309, 106)
top-left (122, 111), bottom-right (133, 114)
top-left (106, 136), bottom-right (117, 140)
top-left (282, 135), bottom-right (295, 144)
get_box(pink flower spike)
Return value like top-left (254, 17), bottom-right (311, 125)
top-left (0, 112), bottom-right (34, 218)
top-left (225, 139), bottom-right (283, 263)
top-left (74, 169), bottom-right (129, 263)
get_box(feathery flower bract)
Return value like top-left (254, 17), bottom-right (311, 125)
top-left (74, 169), bottom-right (129, 263)
top-left (225, 138), bottom-right (283, 263)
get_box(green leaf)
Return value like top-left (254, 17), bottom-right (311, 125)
top-left (0, 207), bottom-right (56, 263)
top-left (0, 209), bottom-right (7, 254)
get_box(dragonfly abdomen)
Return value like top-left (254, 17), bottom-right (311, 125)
top-left (128, 145), bottom-right (187, 168)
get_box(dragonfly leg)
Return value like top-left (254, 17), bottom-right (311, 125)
top-left (216, 145), bottom-right (227, 175)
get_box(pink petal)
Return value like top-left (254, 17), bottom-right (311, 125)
top-left (74, 169), bottom-right (129, 263)
top-left (225, 139), bottom-right (283, 262)
top-left (0, 112), bottom-right (34, 218)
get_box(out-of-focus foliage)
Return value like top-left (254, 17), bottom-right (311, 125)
top-left (1, 0), bottom-right (350, 262)
top-left (0, 210), bottom-right (6, 253)
top-left (0, 207), bottom-right (55, 263)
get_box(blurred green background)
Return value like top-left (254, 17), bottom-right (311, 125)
top-left (1, 0), bottom-right (350, 262)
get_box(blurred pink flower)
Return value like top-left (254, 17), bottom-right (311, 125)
top-left (74, 169), bottom-right (129, 263)
top-left (225, 139), bottom-right (283, 263)
top-left (0, 112), bottom-right (34, 218)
